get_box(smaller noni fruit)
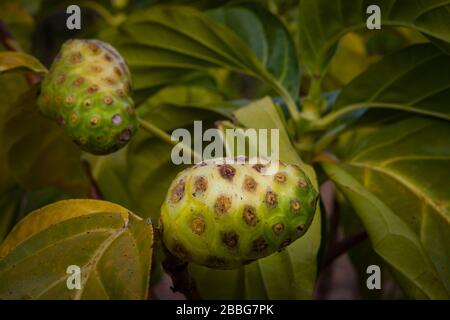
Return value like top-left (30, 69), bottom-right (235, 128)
top-left (37, 39), bottom-right (138, 155)
top-left (160, 158), bottom-right (319, 269)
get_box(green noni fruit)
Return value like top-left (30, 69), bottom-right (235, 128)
top-left (37, 39), bottom-right (138, 155)
top-left (160, 158), bottom-right (319, 269)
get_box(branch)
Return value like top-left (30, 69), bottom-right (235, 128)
top-left (82, 159), bottom-right (104, 200)
top-left (0, 20), bottom-right (41, 86)
top-left (324, 229), bottom-right (368, 268)
top-left (162, 244), bottom-right (202, 300)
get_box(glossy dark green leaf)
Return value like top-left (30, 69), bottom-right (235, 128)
top-left (0, 90), bottom-right (88, 196)
top-left (320, 44), bottom-right (450, 128)
top-left (190, 97), bottom-right (322, 299)
top-left (208, 3), bottom-right (300, 97)
top-left (0, 200), bottom-right (153, 300)
top-left (115, 5), bottom-right (296, 105)
top-left (323, 162), bottom-right (448, 299)
top-left (299, 0), bottom-right (450, 75)
top-left (325, 116), bottom-right (450, 297)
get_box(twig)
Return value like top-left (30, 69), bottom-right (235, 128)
top-left (138, 117), bottom-right (202, 162)
top-left (324, 229), bottom-right (368, 268)
top-left (82, 159), bottom-right (104, 200)
top-left (162, 244), bottom-right (202, 300)
top-left (0, 20), bottom-right (41, 86)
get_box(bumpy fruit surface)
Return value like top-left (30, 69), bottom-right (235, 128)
top-left (160, 159), bottom-right (319, 269)
top-left (37, 39), bottom-right (138, 155)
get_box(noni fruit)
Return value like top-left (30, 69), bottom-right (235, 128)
top-left (37, 39), bottom-right (138, 155)
top-left (160, 159), bottom-right (319, 269)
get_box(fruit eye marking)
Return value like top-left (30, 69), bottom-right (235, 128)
top-left (170, 180), bottom-right (185, 203)
top-left (221, 231), bottom-right (239, 249)
top-left (87, 85), bottom-right (99, 94)
top-left (194, 176), bottom-right (208, 193)
top-left (272, 223), bottom-right (284, 236)
top-left (191, 216), bottom-right (205, 235)
top-left (252, 164), bottom-right (265, 173)
top-left (298, 179), bottom-right (307, 189)
top-left (65, 95), bottom-right (74, 105)
top-left (56, 74), bottom-right (66, 85)
top-left (264, 190), bottom-right (278, 209)
top-left (83, 99), bottom-right (92, 108)
top-left (252, 237), bottom-right (268, 254)
top-left (242, 205), bottom-right (258, 227)
top-left (274, 172), bottom-right (287, 183)
top-left (290, 199), bottom-right (301, 213)
top-left (214, 195), bottom-right (232, 215)
top-left (219, 164), bottom-right (236, 180)
top-left (111, 114), bottom-right (122, 126)
top-left (89, 117), bottom-right (99, 126)
top-left (243, 175), bottom-right (257, 192)
top-left (73, 77), bottom-right (85, 86)
top-left (103, 96), bottom-right (113, 105)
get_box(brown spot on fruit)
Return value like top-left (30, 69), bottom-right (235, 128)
top-left (219, 164), bottom-right (235, 180)
top-left (273, 223), bottom-right (284, 236)
top-left (83, 99), bottom-right (92, 108)
top-left (103, 96), bottom-right (113, 105)
top-left (65, 95), bottom-right (73, 105)
top-left (252, 164), bottom-right (265, 173)
top-left (87, 85), bottom-right (99, 94)
top-left (221, 231), bottom-right (239, 249)
top-left (242, 205), bottom-right (258, 227)
top-left (243, 175), bottom-right (257, 192)
top-left (290, 199), bottom-right (301, 214)
top-left (87, 42), bottom-right (99, 53)
top-left (70, 113), bottom-right (78, 125)
top-left (104, 77), bottom-right (116, 86)
top-left (56, 74), bottom-right (66, 85)
top-left (117, 126), bottom-right (133, 143)
top-left (279, 238), bottom-right (292, 251)
top-left (296, 224), bottom-right (306, 236)
top-left (104, 53), bottom-right (112, 62)
top-left (117, 89), bottom-right (125, 97)
top-left (265, 190), bottom-right (278, 209)
top-left (170, 180), bottom-right (185, 204)
top-left (194, 176), bottom-right (208, 193)
top-left (73, 77), bottom-right (85, 87)
top-left (69, 52), bottom-right (82, 64)
top-left (214, 195), bottom-right (232, 215)
top-left (298, 179), bottom-right (307, 189)
top-left (252, 237), bottom-right (268, 254)
top-left (191, 216), bottom-right (205, 235)
top-left (274, 172), bottom-right (287, 184)
top-left (114, 67), bottom-right (122, 77)
top-left (91, 65), bottom-right (102, 73)
top-left (126, 106), bottom-right (134, 115)
top-left (206, 256), bottom-right (227, 268)
top-left (90, 117), bottom-right (99, 126)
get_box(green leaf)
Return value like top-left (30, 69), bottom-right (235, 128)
top-left (0, 52), bottom-right (47, 75)
top-left (0, 199), bottom-right (153, 300)
top-left (0, 187), bottom-right (21, 242)
top-left (115, 5), bottom-right (297, 111)
top-left (319, 44), bottom-right (450, 127)
top-left (299, 0), bottom-right (450, 75)
top-left (208, 2), bottom-right (300, 97)
top-left (0, 90), bottom-right (88, 196)
top-left (190, 97), bottom-right (322, 299)
top-left (0, 2), bottom-right (34, 52)
top-left (323, 162), bottom-right (448, 299)
top-left (331, 117), bottom-right (450, 296)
